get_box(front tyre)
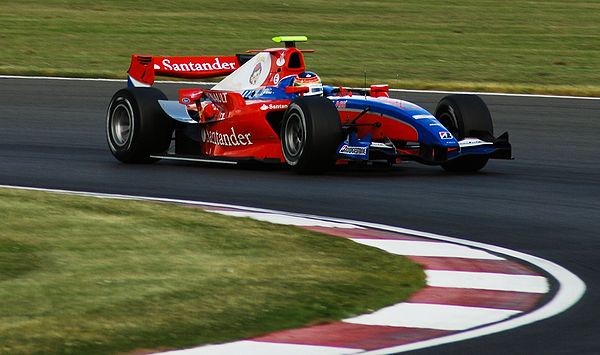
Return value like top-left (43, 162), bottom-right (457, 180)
top-left (435, 94), bottom-right (493, 172)
top-left (106, 87), bottom-right (173, 163)
top-left (281, 97), bottom-right (342, 173)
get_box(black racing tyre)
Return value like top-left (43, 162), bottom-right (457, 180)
top-left (106, 87), bottom-right (174, 163)
top-left (281, 96), bottom-right (342, 173)
top-left (434, 94), bottom-right (493, 172)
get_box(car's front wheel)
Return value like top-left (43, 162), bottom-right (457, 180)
top-left (435, 94), bottom-right (494, 172)
top-left (281, 97), bottom-right (342, 173)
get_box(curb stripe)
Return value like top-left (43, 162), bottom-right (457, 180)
top-left (252, 323), bottom-right (451, 350)
top-left (351, 239), bottom-right (504, 260)
top-left (408, 287), bottom-right (543, 311)
top-left (303, 226), bottom-right (425, 241)
top-left (344, 303), bottom-right (520, 331)
top-left (408, 256), bottom-right (539, 275)
top-left (159, 340), bottom-right (362, 355)
top-left (212, 210), bottom-right (363, 229)
top-left (425, 270), bottom-right (549, 293)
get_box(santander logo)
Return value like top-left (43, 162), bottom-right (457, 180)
top-left (260, 103), bottom-right (288, 111)
top-left (160, 58), bottom-right (236, 72)
top-left (201, 127), bottom-right (253, 147)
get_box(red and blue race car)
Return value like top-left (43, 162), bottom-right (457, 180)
top-left (106, 36), bottom-right (511, 173)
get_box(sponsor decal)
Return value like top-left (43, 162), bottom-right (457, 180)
top-left (276, 53), bottom-right (286, 66)
top-left (272, 73), bottom-right (280, 84)
top-left (459, 138), bottom-right (493, 147)
top-left (335, 100), bottom-right (347, 109)
top-left (153, 63), bottom-right (161, 70)
top-left (439, 131), bottom-right (453, 139)
top-left (413, 114), bottom-right (436, 119)
top-left (260, 103), bottom-right (288, 111)
top-left (161, 58), bottom-right (236, 72)
top-left (429, 123), bottom-right (445, 127)
top-left (201, 127), bottom-right (253, 146)
top-left (181, 97), bottom-right (191, 104)
top-left (206, 92), bottom-right (228, 104)
top-left (370, 142), bottom-right (394, 149)
top-left (241, 90), bottom-right (255, 99)
top-left (339, 144), bottom-right (368, 155)
top-left (242, 87), bottom-right (275, 99)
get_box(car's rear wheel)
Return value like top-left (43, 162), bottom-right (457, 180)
top-left (281, 97), bottom-right (342, 173)
top-left (435, 94), bottom-right (493, 172)
top-left (106, 87), bottom-right (173, 163)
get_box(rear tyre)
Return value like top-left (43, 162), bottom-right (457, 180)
top-left (435, 94), bottom-right (493, 172)
top-left (106, 87), bottom-right (173, 163)
top-left (281, 97), bottom-right (342, 173)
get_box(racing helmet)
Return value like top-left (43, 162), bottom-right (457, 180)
top-left (293, 71), bottom-right (323, 96)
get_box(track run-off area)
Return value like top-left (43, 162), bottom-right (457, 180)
top-left (0, 185), bottom-right (586, 354)
top-left (0, 76), bottom-right (599, 354)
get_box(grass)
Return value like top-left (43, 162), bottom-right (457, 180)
top-left (0, 0), bottom-right (599, 96)
top-left (0, 188), bottom-right (425, 354)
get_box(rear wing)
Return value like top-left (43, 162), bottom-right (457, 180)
top-left (127, 54), bottom-right (255, 87)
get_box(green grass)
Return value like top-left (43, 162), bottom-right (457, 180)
top-left (0, 188), bottom-right (425, 354)
top-left (0, 0), bottom-right (599, 96)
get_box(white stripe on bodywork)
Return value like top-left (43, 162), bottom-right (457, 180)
top-left (458, 137), bottom-right (494, 148)
top-left (425, 270), bottom-right (549, 293)
top-left (158, 100), bottom-right (198, 123)
top-left (149, 155), bottom-right (238, 165)
top-left (412, 114), bottom-right (436, 119)
top-left (351, 239), bottom-right (504, 260)
top-left (127, 75), bottom-right (150, 87)
top-left (159, 340), bottom-right (362, 355)
top-left (344, 303), bottom-right (520, 331)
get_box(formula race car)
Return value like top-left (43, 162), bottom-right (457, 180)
top-left (106, 36), bottom-right (511, 173)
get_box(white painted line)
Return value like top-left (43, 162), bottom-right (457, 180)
top-left (211, 210), bottom-right (363, 229)
top-left (425, 270), bottom-right (549, 293)
top-left (382, 87), bottom-right (600, 101)
top-left (351, 239), bottom-right (504, 260)
top-left (344, 303), bottom-right (520, 331)
top-left (158, 340), bottom-right (362, 355)
top-left (0, 185), bottom-right (586, 354)
top-left (1, 75), bottom-right (599, 100)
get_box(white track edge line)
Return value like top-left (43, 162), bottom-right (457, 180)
top-left (1, 75), bottom-right (599, 100)
top-left (0, 184), bottom-right (587, 354)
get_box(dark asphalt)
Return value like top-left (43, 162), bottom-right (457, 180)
top-left (1, 77), bottom-right (599, 354)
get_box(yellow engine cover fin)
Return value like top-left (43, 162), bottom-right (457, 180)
top-left (271, 36), bottom-right (308, 48)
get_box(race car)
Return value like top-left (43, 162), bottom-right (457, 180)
top-left (106, 36), bottom-right (511, 173)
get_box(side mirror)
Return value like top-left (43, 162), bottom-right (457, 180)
top-left (369, 84), bottom-right (389, 98)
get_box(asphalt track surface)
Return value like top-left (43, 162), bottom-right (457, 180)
top-left (0, 77), bottom-right (598, 354)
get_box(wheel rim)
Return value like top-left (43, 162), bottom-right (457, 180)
top-left (111, 102), bottom-right (132, 147)
top-left (284, 111), bottom-right (306, 160)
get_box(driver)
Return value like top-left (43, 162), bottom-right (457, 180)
top-left (292, 71), bottom-right (323, 96)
